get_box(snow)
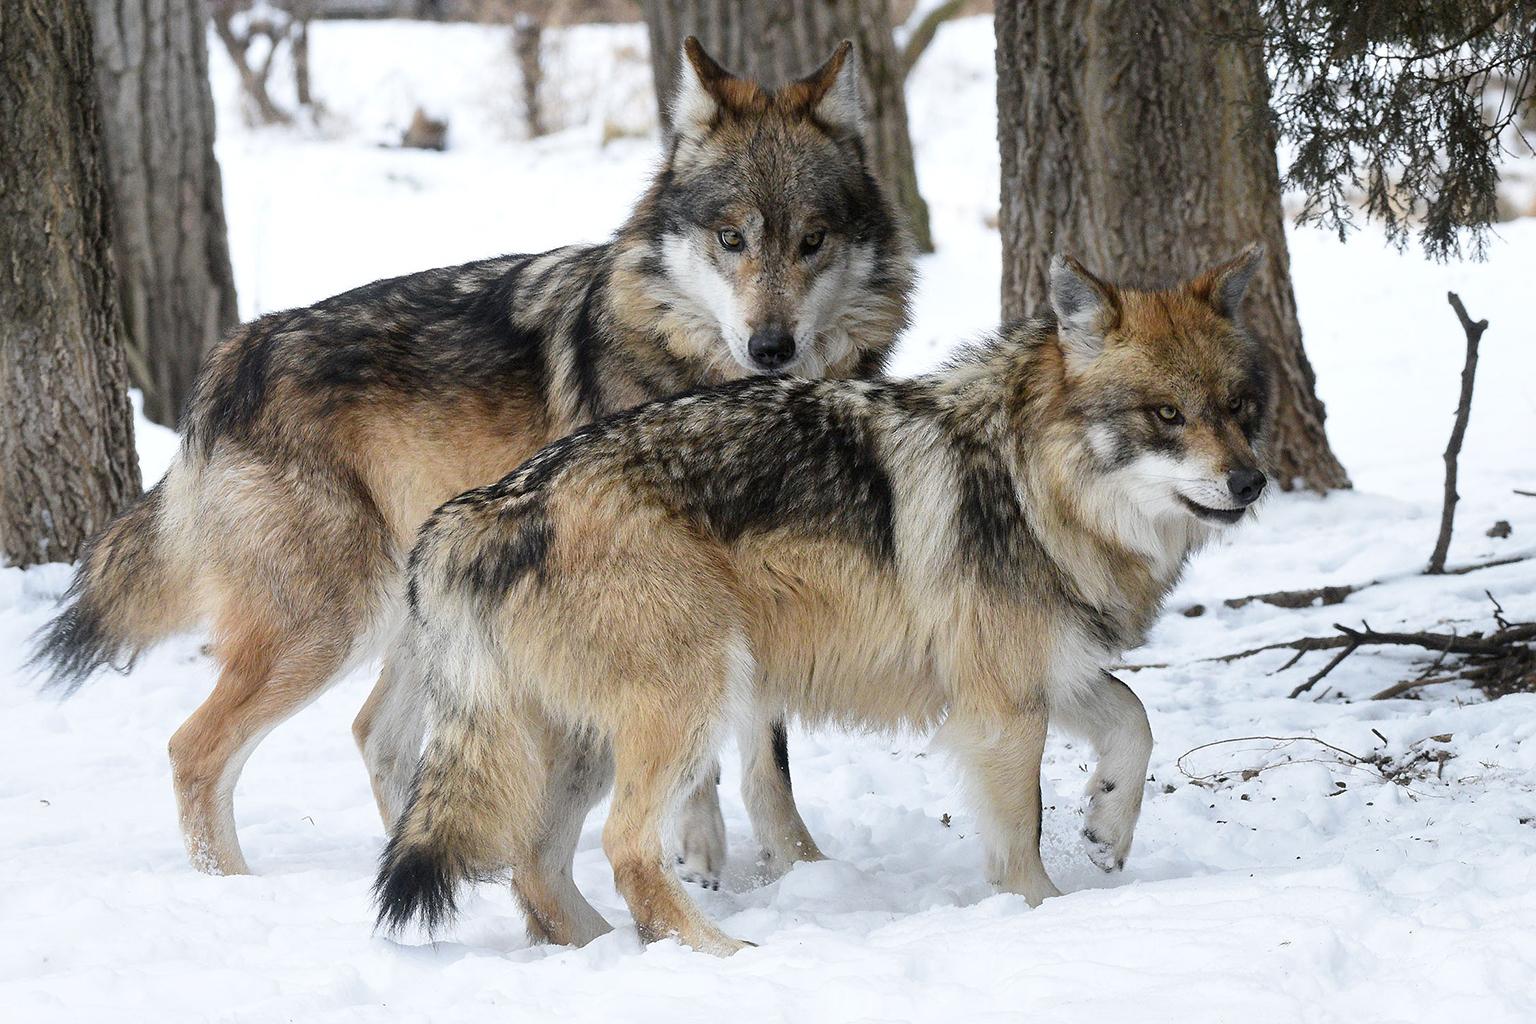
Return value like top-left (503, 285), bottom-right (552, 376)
top-left (4, 16), bottom-right (1535, 1023)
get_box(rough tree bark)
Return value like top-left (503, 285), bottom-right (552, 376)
top-left (995, 0), bottom-right (1350, 491)
top-left (91, 0), bottom-right (240, 427)
top-left (643, 0), bottom-right (935, 253)
top-left (0, 0), bottom-right (142, 567)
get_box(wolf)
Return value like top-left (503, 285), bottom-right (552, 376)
top-left (31, 38), bottom-right (913, 880)
top-left (372, 246), bottom-right (1272, 955)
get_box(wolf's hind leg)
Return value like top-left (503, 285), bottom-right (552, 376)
top-left (741, 714), bottom-right (822, 878)
top-left (673, 764), bottom-right (727, 889)
top-left (518, 726), bottom-right (614, 947)
top-left (353, 655), bottom-right (426, 830)
top-left (945, 701), bottom-right (1059, 907)
top-left (603, 632), bottom-right (748, 958)
top-left (1053, 672), bottom-right (1153, 873)
top-left (169, 624), bottom-right (348, 875)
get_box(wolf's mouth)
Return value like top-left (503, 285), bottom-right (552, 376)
top-left (1178, 495), bottom-right (1246, 525)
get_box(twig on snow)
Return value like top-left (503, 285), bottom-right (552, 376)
top-left (1175, 734), bottom-right (1456, 796)
top-left (1176, 735), bottom-right (1371, 785)
top-left (1288, 639), bottom-right (1362, 698)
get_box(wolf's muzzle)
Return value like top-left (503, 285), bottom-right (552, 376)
top-left (1226, 467), bottom-right (1266, 506)
top-left (748, 326), bottom-right (796, 370)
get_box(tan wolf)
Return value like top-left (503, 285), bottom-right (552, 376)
top-left (374, 247), bottom-right (1273, 954)
top-left (31, 38), bottom-right (913, 880)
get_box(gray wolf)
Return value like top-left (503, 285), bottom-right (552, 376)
top-left (373, 246), bottom-right (1272, 954)
top-left (31, 38), bottom-right (913, 879)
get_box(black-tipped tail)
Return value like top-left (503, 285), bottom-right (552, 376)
top-left (29, 592), bottom-right (128, 695)
top-left (29, 485), bottom-right (182, 694)
top-left (373, 834), bottom-right (462, 936)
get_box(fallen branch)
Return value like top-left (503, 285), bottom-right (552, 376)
top-left (1114, 633), bottom-right (1350, 671)
top-left (1224, 583), bottom-right (1357, 611)
top-left (1369, 673), bottom-right (1459, 701)
top-left (1330, 621), bottom-right (1535, 658)
top-left (1120, 615), bottom-right (1536, 700)
top-left (1217, 552), bottom-right (1529, 612)
top-left (1428, 292), bottom-right (1489, 574)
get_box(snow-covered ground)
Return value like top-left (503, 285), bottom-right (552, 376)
top-left (4, 16), bottom-right (1535, 1023)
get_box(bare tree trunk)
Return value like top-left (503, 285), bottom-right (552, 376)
top-left (91, 0), bottom-right (240, 428)
top-left (0, 0), bottom-right (141, 567)
top-left (643, 0), bottom-right (935, 253)
top-left (291, 1), bottom-right (314, 107)
top-left (995, 0), bottom-right (1349, 491)
top-left (513, 12), bottom-right (545, 138)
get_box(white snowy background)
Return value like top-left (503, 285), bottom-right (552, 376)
top-left (4, 16), bottom-right (1535, 1023)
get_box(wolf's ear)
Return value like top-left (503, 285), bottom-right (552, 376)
top-left (795, 40), bottom-right (864, 137)
top-left (1191, 243), bottom-right (1264, 320)
top-left (1050, 253), bottom-right (1120, 368)
top-left (672, 37), bottom-right (734, 138)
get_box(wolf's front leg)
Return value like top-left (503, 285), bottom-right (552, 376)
top-left (946, 702), bottom-right (1059, 906)
top-left (1053, 672), bottom-right (1153, 873)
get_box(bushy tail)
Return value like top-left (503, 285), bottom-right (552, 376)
top-left (30, 481), bottom-right (194, 693)
top-left (373, 629), bottom-right (525, 936)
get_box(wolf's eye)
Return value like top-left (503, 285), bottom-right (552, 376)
top-left (718, 228), bottom-right (744, 252)
top-left (1154, 404), bottom-right (1185, 425)
top-left (1227, 395), bottom-right (1247, 415)
top-left (801, 230), bottom-right (826, 255)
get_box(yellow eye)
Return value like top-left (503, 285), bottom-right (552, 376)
top-left (718, 228), bottom-right (744, 251)
top-left (1155, 405), bottom-right (1184, 425)
top-left (802, 230), bottom-right (826, 254)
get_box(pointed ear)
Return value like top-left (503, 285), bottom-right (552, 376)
top-left (1050, 253), bottom-right (1120, 368)
top-left (795, 40), bottom-right (864, 137)
top-left (1191, 243), bottom-right (1264, 320)
top-left (671, 37), bottom-right (731, 138)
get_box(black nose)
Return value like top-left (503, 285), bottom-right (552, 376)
top-left (747, 327), bottom-right (796, 369)
top-left (1227, 467), bottom-right (1266, 506)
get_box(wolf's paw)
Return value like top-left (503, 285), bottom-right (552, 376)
top-left (1081, 778), bottom-right (1139, 872)
top-left (686, 930), bottom-right (752, 957)
top-left (753, 835), bottom-right (825, 881)
top-left (675, 851), bottom-right (722, 890)
top-left (672, 785), bottom-right (727, 890)
top-left (674, 815), bottom-right (725, 889)
top-left (1081, 827), bottom-right (1126, 873)
top-left (997, 873), bottom-right (1062, 908)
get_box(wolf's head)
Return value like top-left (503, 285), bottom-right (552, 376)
top-left (1048, 246), bottom-right (1273, 533)
top-left (616, 38), bottom-right (912, 379)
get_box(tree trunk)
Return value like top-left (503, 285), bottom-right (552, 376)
top-left (995, 0), bottom-right (1350, 491)
top-left (91, 0), bottom-right (239, 428)
top-left (513, 12), bottom-right (545, 138)
top-left (643, 0), bottom-right (935, 253)
top-left (0, 0), bottom-right (141, 567)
